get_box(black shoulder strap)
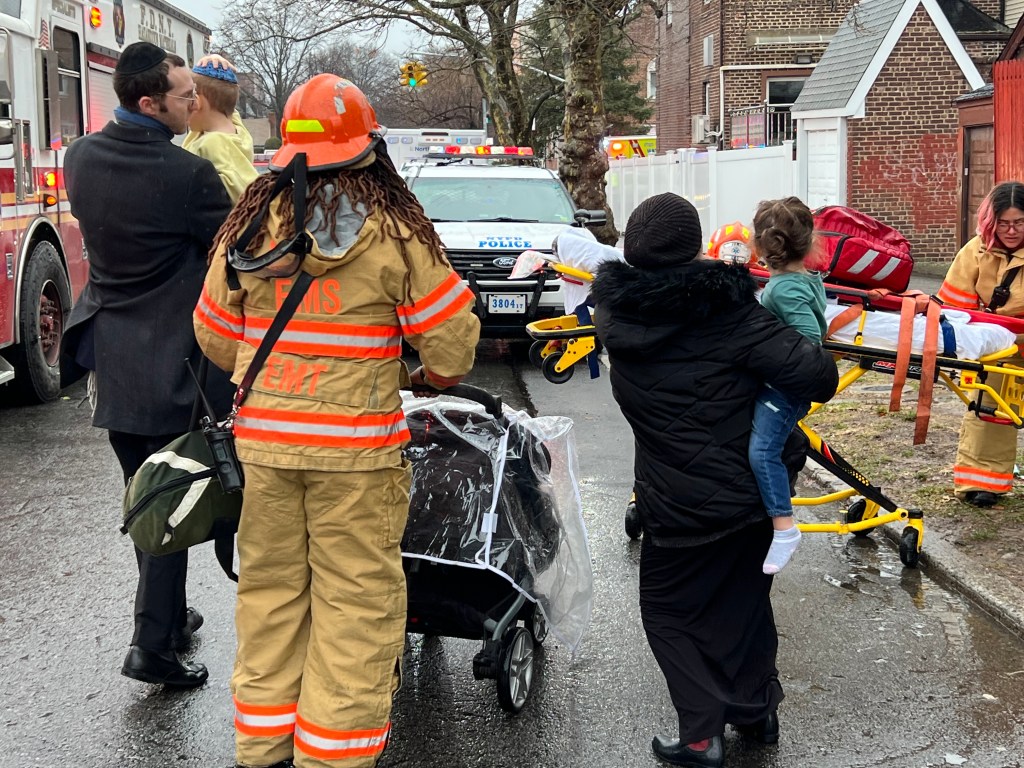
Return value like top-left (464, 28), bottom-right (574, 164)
top-left (987, 264), bottom-right (1022, 312)
top-left (232, 270), bottom-right (314, 412)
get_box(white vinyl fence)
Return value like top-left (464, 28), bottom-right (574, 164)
top-left (605, 141), bottom-right (798, 240)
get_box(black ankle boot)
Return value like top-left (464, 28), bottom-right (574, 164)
top-left (651, 734), bottom-right (724, 768)
top-left (735, 710), bottom-right (780, 744)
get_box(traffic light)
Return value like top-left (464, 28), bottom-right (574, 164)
top-left (412, 62), bottom-right (428, 87)
top-left (400, 61), bottom-right (428, 88)
top-left (400, 62), bottom-right (415, 87)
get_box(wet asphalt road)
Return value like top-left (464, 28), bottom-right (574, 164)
top-left (2, 341), bottom-right (1024, 768)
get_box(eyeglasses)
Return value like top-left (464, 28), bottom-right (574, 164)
top-left (996, 218), bottom-right (1024, 232)
top-left (164, 88), bottom-right (198, 105)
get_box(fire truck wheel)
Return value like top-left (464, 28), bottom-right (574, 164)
top-left (5, 242), bottom-right (70, 403)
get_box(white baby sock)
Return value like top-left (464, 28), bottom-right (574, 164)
top-left (763, 526), bottom-right (802, 575)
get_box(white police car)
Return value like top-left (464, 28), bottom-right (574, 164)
top-left (401, 146), bottom-right (605, 336)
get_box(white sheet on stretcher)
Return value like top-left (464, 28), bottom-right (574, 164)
top-left (823, 304), bottom-right (1017, 361)
top-left (552, 228), bottom-right (625, 313)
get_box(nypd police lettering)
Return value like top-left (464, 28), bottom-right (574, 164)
top-left (478, 235), bottom-right (532, 249)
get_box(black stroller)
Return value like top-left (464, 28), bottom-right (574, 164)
top-left (401, 385), bottom-right (562, 713)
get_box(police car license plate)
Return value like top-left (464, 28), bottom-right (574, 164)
top-left (487, 294), bottom-right (527, 313)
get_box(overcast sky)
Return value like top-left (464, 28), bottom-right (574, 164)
top-left (171, 0), bottom-right (222, 30)
top-left (166, 1), bottom-right (416, 54)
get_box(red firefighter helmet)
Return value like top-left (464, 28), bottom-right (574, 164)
top-left (707, 221), bottom-right (755, 266)
top-left (270, 74), bottom-right (383, 172)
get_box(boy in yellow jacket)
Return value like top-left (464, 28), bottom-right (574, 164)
top-left (183, 60), bottom-right (258, 202)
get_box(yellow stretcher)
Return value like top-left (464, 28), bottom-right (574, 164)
top-left (528, 267), bottom-right (1024, 568)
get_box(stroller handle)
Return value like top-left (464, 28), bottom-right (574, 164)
top-left (408, 383), bottom-right (504, 419)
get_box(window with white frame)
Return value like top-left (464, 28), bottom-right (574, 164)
top-left (647, 61), bottom-right (657, 100)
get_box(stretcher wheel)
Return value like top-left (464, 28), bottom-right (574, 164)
top-left (542, 352), bottom-right (574, 384)
top-left (899, 527), bottom-right (921, 568)
top-left (497, 626), bottom-right (534, 713)
top-left (529, 340), bottom-right (547, 369)
top-left (530, 607), bottom-right (548, 645)
top-left (624, 501), bottom-right (642, 540)
top-left (847, 499), bottom-right (874, 538)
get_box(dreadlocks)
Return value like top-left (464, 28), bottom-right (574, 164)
top-left (211, 142), bottom-right (449, 297)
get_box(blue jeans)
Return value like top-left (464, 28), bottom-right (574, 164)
top-left (749, 385), bottom-right (810, 519)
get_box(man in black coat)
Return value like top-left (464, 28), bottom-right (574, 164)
top-left (63, 42), bottom-right (233, 688)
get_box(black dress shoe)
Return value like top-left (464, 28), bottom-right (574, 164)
top-left (734, 710), bottom-right (780, 744)
top-left (121, 646), bottom-right (208, 688)
top-left (172, 607), bottom-right (204, 651)
top-left (651, 734), bottom-right (724, 768)
top-left (965, 491), bottom-right (999, 508)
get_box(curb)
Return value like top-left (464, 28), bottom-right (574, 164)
top-left (804, 459), bottom-right (1024, 639)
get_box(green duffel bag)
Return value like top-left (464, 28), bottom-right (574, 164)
top-left (121, 429), bottom-right (242, 579)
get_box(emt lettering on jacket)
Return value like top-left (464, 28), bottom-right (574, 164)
top-left (262, 356), bottom-right (329, 396)
top-left (275, 278), bottom-right (343, 314)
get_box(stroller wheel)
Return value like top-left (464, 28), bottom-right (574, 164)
top-left (530, 607), bottom-right (548, 645)
top-left (624, 501), bottom-right (642, 540)
top-left (497, 627), bottom-right (535, 714)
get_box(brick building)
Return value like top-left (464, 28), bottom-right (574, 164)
top-left (790, 0), bottom-right (1013, 262)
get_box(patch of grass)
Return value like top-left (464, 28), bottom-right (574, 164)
top-left (967, 526), bottom-right (998, 542)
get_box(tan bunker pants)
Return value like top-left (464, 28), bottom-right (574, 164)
top-left (232, 462), bottom-right (409, 768)
top-left (954, 364), bottom-right (1019, 498)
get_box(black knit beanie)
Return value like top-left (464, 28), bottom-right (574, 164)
top-left (623, 192), bottom-right (703, 269)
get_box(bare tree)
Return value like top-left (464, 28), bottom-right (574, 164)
top-left (216, 0), bottom-right (334, 137)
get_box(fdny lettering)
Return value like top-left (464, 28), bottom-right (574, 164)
top-left (262, 357), bottom-right (330, 396)
top-left (478, 235), bottom-right (532, 249)
top-left (275, 278), bottom-right (343, 314)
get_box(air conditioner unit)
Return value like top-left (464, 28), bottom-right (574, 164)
top-left (691, 114), bottom-right (710, 144)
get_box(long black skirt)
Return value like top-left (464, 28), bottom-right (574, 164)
top-left (640, 519), bottom-right (784, 742)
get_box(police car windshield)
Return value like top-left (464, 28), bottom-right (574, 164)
top-left (409, 177), bottom-right (576, 224)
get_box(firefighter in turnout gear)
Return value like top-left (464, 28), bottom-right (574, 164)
top-left (194, 74), bottom-right (480, 768)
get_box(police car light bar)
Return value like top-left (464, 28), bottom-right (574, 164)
top-left (442, 145), bottom-right (534, 156)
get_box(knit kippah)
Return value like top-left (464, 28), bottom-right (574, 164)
top-left (623, 192), bottom-right (703, 269)
top-left (116, 42), bottom-right (166, 76)
top-left (193, 62), bottom-right (238, 84)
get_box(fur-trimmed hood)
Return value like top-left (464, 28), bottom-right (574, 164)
top-left (592, 258), bottom-right (760, 357)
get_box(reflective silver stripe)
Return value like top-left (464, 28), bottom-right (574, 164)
top-left (954, 468), bottom-right (1012, 485)
top-left (295, 722), bottom-right (389, 753)
top-left (144, 450), bottom-right (208, 474)
top-left (245, 327), bottom-right (401, 349)
top-left (162, 477), bottom-right (214, 545)
top-left (197, 295), bottom-right (244, 336)
top-left (235, 415), bottom-right (408, 439)
top-left (870, 256), bottom-right (902, 282)
top-left (400, 281), bottom-right (467, 328)
top-left (845, 250), bottom-right (880, 275)
top-left (235, 709), bottom-right (297, 729)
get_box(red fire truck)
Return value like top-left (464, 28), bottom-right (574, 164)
top-left (0, 0), bottom-right (210, 402)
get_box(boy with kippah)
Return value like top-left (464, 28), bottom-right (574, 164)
top-left (184, 61), bottom-right (258, 202)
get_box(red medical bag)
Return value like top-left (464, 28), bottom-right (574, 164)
top-left (813, 206), bottom-right (913, 292)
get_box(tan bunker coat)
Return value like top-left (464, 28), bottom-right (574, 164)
top-left (195, 193), bottom-right (480, 768)
top-left (938, 236), bottom-right (1024, 498)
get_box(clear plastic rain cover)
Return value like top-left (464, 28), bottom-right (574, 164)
top-left (400, 394), bottom-right (593, 654)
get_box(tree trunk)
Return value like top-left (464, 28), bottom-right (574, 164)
top-left (557, 2), bottom-right (617, 245)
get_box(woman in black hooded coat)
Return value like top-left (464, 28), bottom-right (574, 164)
top-left (592, 193), bottom-right (838, 768)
